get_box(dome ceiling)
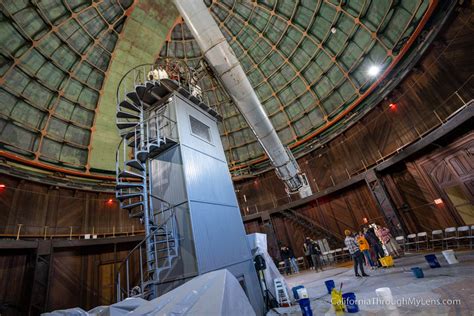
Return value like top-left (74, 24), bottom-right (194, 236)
top-left (0, 0), bottom-right (133, 170)
top-left (0, 0), bottom-right (436, 177)
top-left (160, 0), bottom-right (434, 172)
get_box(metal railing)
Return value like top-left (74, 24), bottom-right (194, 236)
top-left (115, 200), bottom-right (178, 301)
top-left (115, 113), bottom-right (178, 180)
top-left (116, 60), bottom-right (204, 107)
top-left (0, 224), bottom-right (143, 240)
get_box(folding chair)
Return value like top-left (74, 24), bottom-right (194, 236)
top-left (395, 236), bottom-right (405, 253)
top-left (296, 257), bottom-right (305, 270)
top-left (342, 247), bottom-right (350, 261)
top-left (334, 248), bottom-right (343, 263)
top-left (278, 261), bottom-right (285, 274)
top-left (457, 226), bottom-right (470, 248)
top-left (416, 232), bottom-right (429, 251)
top-left (431, 230), bottom-right (443, 250)
top-left (321, 251), bottom-right (330, 266)
top-left (329, 250), bottom-right (336, 263)
top-left (444, 227), bottom-right (457, 249)
top-left (405, 234), bottom-right (417, 252)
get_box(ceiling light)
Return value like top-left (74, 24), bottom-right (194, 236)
top-left (367, 65), bottom-right (381, 77)
top-left (434, 198), bottom-right (443, 205)
top-left (331, 27), bottom-right (337, 34)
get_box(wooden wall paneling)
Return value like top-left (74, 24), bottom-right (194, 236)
top-left (244, 220), bottom-right (261, 235)
top-left (328, 193), bottom-right (354, 233)
top-left (383, 173), bottom-right (420, 233)
top-left (48, 250), bottom-right (83, 311)
top-left (0, 176), bottom-right (19, 234)
top-left (0, 250), bottom-right (32, 315)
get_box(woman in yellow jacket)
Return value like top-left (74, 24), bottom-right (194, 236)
top-left (357, 231), bottom-right (375, 268)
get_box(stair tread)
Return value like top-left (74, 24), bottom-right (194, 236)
top-left (136, 85), bottom-right (146, 98)
top-left (117, 193), bottom-right (143, 201)
top-left (116, 182), bottom-right (143, 189)
top-left (126, 91), bottom-right (141, 106)
top-left (119, 170), bottom-right (144, 179)
top-left (151, 84), bottom-right (171, 99)
top-left (119, 100), bottom-right (140, 112)
top-left (117, 122), bottom-right (138, 129)
top-left (117, 111), bottom-right (140, 119)
top-left (121, 201), bottom-right (144, 210)
top-left (126, 160), bottom-right (144, 171)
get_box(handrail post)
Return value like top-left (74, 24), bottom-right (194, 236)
top-left (126, 260), bottom-right (130, 297)
top-left (69, 226), bottom-right (73, 240)
top-left (44, 226), bottom-right (48, 240)
top-left (16, 224), bottom-right (22, 240)
top-left (117, 272), bottom-right (121, 302)
top-left (113, 226), bottom-right (115, 238)
top-left (139, 244), bottom-right (144, 292)
top-left (132, 225), bottom-right (134, 236)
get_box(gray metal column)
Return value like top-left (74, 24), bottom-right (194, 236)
top-left (173, 0), bottom-right (303, 193)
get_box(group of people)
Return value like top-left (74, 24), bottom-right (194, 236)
top-left (303, 237), bottom-right (324, 272)
top-left (344, 224), bottom-right (401, 277)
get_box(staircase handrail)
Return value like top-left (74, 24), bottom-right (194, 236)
top-left (284, 208), bottom-right (344, 241)
top-left (116, 60), bottom-right (197, 104)
top-left (115, 196), bottom-right (177, 277)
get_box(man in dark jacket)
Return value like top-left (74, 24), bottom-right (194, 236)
top-left (303, 237), bottom-right (314, 270)
top-left (280, 246), bottom-right (291, 275)
top-left (365, 227), bottom-right (384, 267)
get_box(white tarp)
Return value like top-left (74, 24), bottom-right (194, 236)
top-left (246, 233), bottom-right (291, 302)
top-left (128, 269), bottom-right (255, 316)
top-left (43, 270), bottom-right (254, 316)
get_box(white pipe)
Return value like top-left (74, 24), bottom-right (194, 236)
top-left (173, 0), bottom-right (302, 192)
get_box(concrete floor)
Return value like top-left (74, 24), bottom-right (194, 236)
top-left (273, 250), bottom-right (474, 316)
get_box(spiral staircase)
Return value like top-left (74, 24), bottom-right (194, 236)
top-left (114, 64), bottom-right (183, 301)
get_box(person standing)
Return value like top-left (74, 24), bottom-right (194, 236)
top-left (280, 246), bottom-right (291, 275)
top-left (344, 230), bottom-right (369, 277)
top-left (303, 237), bottom-right (314, 270)
top-left (357, 231), bottom-right (375, 268)
top-left (287, 246), bottom-right (300, 274)
top-left (365, 226), bottom-right (384, 267)
top-left (311, 239), bottom-right (323, 272)
top-left (376, 226), bottom-right (401, 257)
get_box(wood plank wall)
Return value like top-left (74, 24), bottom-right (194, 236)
top-left (244, 182), bottom-right (383, 259)
top-left (0, 174), bottom-right (140, 236)
top-left (384, 131), bottom-right (474, 234)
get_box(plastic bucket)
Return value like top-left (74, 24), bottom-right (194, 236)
top-left (442, 250), bottom-right (459, 264)
top-left (411, 267), bottom-right (424, 278)
top-left (379, 256), bottom-right (394, 267)
top-left (325, 280), bottom-right (335, 294)
top-left (331, 289), bottom-right (344, 312)
top-left (424, 254), bottom-right (441, 268)
top-left (342, 292), bottom-right (359, 313)
top-left (298, 298), bottom-right (313, 316)
top-left (292, 285), bottom-right (305, 300)
top-left (375, 287), bottom-right (397, 310)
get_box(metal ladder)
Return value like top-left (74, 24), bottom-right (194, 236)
top-left (274, 278), bottom-right (292, 307)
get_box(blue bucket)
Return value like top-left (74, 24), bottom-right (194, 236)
top-left (424, 254), bottom-right (441, 268)
top-left (298, 298), bottom-right (313, 316)
top-left (342, 292), bottom-right (359, 313)
top-left (292, 285), bottom-right (305, 300)
top-left (325, 280), bottom-right (335, 294)
top-left (411, 267), bottom-right (424, 278)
